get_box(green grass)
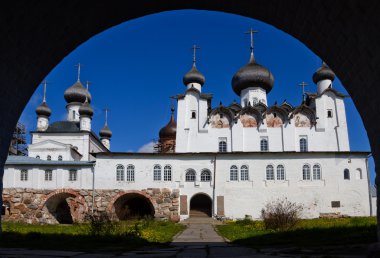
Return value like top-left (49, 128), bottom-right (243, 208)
top-left (216, 217), bottom-right (377, 249)
top-left (0, 219), bottom-right (185, 252)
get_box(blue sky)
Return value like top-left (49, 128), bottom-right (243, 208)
top-left (19, 10), bottom-right (374, 183)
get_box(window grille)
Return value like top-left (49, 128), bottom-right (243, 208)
top-left (240, 165), bottom-right (249, 181)
top-left (313, 164), bottom-right (321, 180)
top-left (126, 165), bottom-right (135, 182)
top-left (266, 165), bottom-right (274, 180)
top-left (20, 169), bottom-right (28, 181)
top-left (153, 165), bottom-right (161, 181)
top-left (45, 169), bottom-right (52, 181)
top-left (164, 165), bottom-right (172, 181)
top-left (230, 165), bottom-right (238, 181)
top-left (277, 165), bottom-right (285, 180)
top-left (201, 170), bottom-right (211, 182)
top-left (303, 164), bottom-right (311, 180)
top-left (116, 165), bottom-right (124, 181)
top-left (186, 170), bottom-right (196, 182)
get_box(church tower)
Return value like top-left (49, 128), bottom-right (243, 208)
top-left (175, 45), bottom-right (209, 152)
top-left (157, 107), bottom-right (177, 153)
top-left (313, 62), bottom-right (335, 94)
top-left (35, 80), bottom-right (51, 131)
top-left (99, 109), bottom-right (112, 150)
top-left (231, 29), bottom-right (274, 107)
top-left (79, 97), bottom-right (93, 132)
top-left (64, 63), bottom-right (91, 122)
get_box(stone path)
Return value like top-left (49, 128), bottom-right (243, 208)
top-left (0, 218), bottom-right (371, 257)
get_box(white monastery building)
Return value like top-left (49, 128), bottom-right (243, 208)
top-left (1, 33), bottom-right (374, 224)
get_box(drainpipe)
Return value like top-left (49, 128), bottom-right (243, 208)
top-left (366, 153), bottom-right (373, 216)
top-left (212, 155), bottom-right (216, 216)
top-left (92, 164), bottom-right (95, 215)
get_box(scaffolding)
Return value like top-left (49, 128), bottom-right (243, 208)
top-left (9, 122), bottom-right (28, 156)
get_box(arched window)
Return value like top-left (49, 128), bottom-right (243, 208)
top-left (230, 165), bottom-right (238, 181)
top-left (313, 164), bottom-right (321, 180)
top-left (72, 110), bottom-right (76, 120)
top-left (344, 169), bottom-right (350, 180)
top-left (201, 169), bottom-right (211, 182)
top-left (116, 165), bottom-right (124, 181)
top-left (20, 169), bottom-right (28, 181)
top-left (164, 165), bottom-right (172, 181)
top-left (356, 168), bottom-right (362, 180)
top-left (252, 97), bottom-right (258, 105)
top-left (260, 139), bottom-right (268, 151)
top-left (153, 165), bottom-right (161, 181)
top-left (219, 141), bottom-right (227, 152)
top-left (36, 155), bottom-right (40, 159)
top-left (58, 155), bottom-right (63, 161)
top-left (45, 169), bottom-right (52, 181)
top-left (69, 169), bottom-right (77, 181)
top-left (300, 138), bottom-right (308, 152)
top-left (185, 169), bottom-right (196, 182)
top-left (47, 155), bottom-right (51, 161)
top-left (303, 164), bottom-right (311, 180)
top-left (240, 165), bottom-right (249, 181)
top-left (277, 165), bottom-right (285, 180)
top-left (266, 165), bottom-right (274, 180)
top-left (126, 165), bottom-right (135, 182)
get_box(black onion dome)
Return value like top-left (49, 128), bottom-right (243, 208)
top-left (231, 53), bottom-right (274, 95)
top-left (35, 102), bottom-right (51, 117)
top-left (183, 64), bottom-right (205, 86)
top-left (79, 100), bottom-right (93, 117)
top-left (159, 114), bottom-right (177, 139)
top-left (100, 124), bottom-right (112, 139)
top-left (64, 80), bottom-right (92, 104)
top-left (312, 62), bottom-right (335, 84)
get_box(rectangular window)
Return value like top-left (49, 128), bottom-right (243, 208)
top-left (218, 137), bottom-right (227, 152)
top-left (20, 170), bottom-right (28, 181)
top-left (327, 109), bottom-right (333, 118)
top-left (331, 201), bottom-right (340, 208)
top-left (260, 137), bottom-right (269, 151)
top-left (45, 170), bottom-right (52, 181)
top-left (69, 169), bottom-right (77, 181)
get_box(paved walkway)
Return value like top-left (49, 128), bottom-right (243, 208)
top-left (0, 218), bottom-right (370, 257)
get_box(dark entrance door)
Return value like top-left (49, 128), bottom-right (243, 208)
top-left (190, 193), bottom-right (212, 217)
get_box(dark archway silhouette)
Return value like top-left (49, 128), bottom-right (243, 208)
top-left (1, 1), bottom-right (380, 240)
top-left (45, 193), bottom-right (75, 224)
top-left (190, 193), bottom-right (212, 217)
top-left (113, 193), bottom-right (155, 220)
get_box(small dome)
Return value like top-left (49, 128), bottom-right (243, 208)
top-left (36, 102), bottom-right (51, 117)
top-left (100, 124), bottom-right (112, 139)
top-left (79, 100), bottom-right (93, 117)
top-left (64, 80), bottom-right (92, 104)
top-left (183, 64), bottom-right (205, 86)
top-left (231, 53), bottom-right (274, 96)
top-left (159, 114), bottom-right (177, 139)
top-left (312, 62), bottom-right (335, 84)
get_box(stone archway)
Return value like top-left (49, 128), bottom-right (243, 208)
top-left (42, 189), bottom-right (87, 224)
top-left (109, 191), bottom-right (155, 220)
top-left (190, 193), bottom-right (212, 217)
top-left (1, 1), bottom-right (380, 238)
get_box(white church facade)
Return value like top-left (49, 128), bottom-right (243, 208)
top-left (1, 34), bottom-right (373, 224)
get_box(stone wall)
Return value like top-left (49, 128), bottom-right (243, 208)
top-left (2, 187), bottom-right (179, 224)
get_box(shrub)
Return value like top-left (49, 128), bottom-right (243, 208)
top-left (261, 198), bottom-right (303, 231)
top-left (84, 212), bottom-right (117, 237)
